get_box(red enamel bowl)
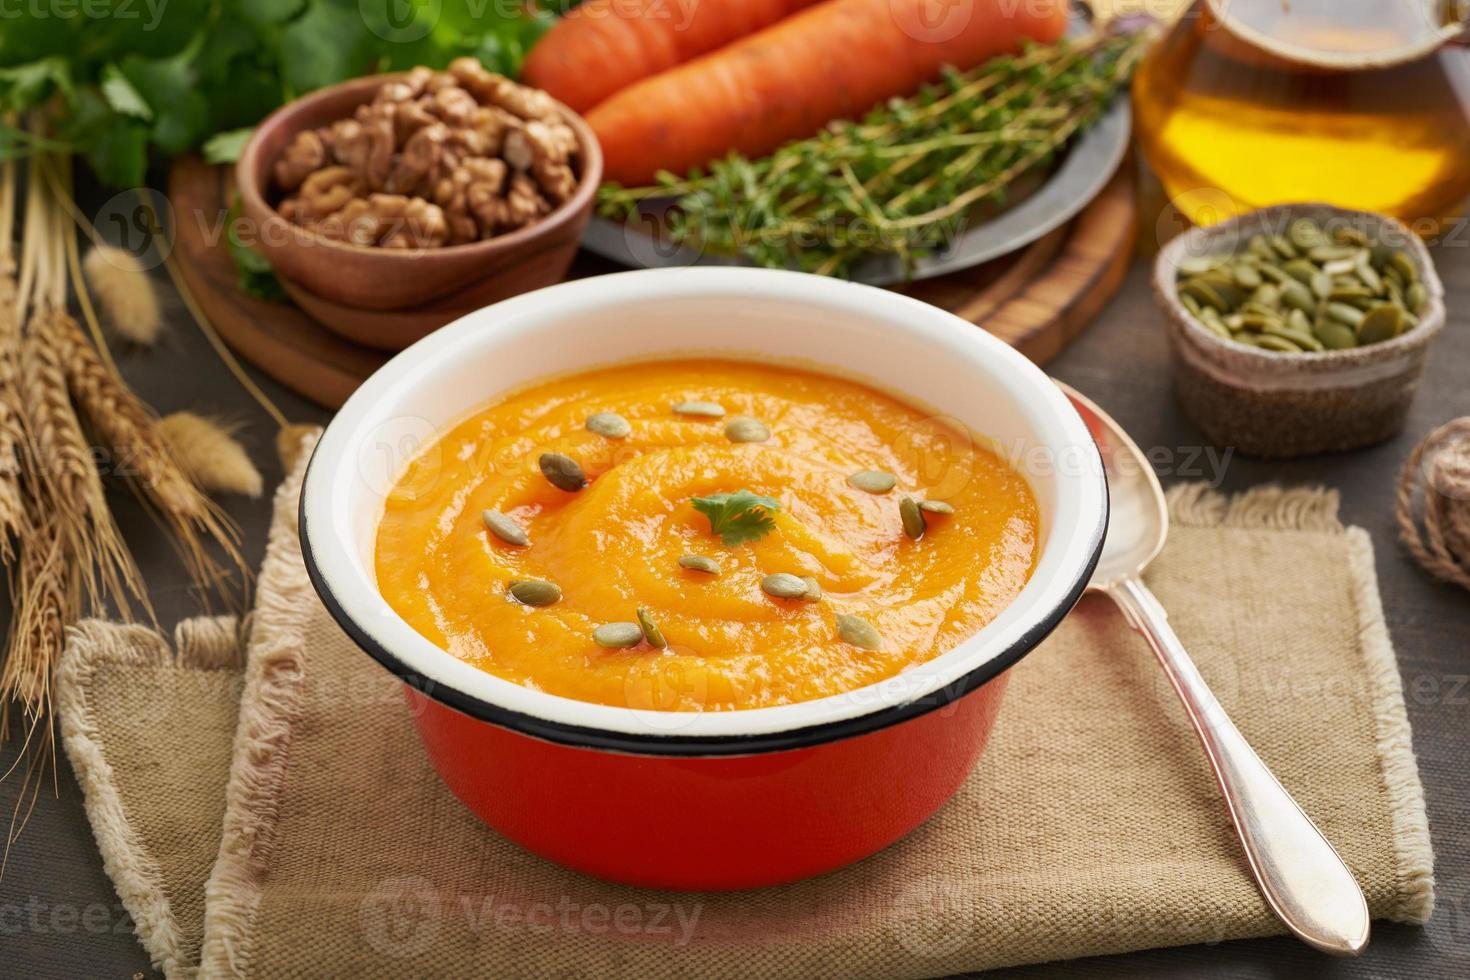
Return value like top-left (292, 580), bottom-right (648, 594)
top-left (299, 268), bottom-right (1107, 890)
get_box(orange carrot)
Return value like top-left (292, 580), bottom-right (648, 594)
top-left (589, 0), bottom-right (1071, 186)
top-left (523, 0), bottom-right (825, 114)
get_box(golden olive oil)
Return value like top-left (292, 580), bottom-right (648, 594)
top-left (1133, 0), bottom-right (1470, 230)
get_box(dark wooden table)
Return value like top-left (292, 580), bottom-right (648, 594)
top-left (3, 219), bottom-right (1468, 978)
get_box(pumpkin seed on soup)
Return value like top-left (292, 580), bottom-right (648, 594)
top-left (761, 573), bottom-right (809, 599)
top-left (848, 470), bottom-right (897, 494)
top-left (509, 579), bottom-right (561, 607)
top-left (724, 416), bottom-right (771, 443)
top-left (801, 576), bottom-right (822, 601)
top-left (538, 452), bottom-right (587, 492)
top-left (899, 496), bottom-right (925, 540)
top-left (483, 509), bottom-right (529, 547)
top-left (835, 614), bottom-right (882, 651)
top-left (918, 500), bottom-right (955, 515)
top-left (636, 608), bottom-right (668, 649)
top-left (678, 554), bottom-right (721, 575)
top-left (593, 622), bottom-right (644, 649)
top-left (673, 400), bottom-right (725, 418)
top-left (586, 412), bottom-right (631, 439)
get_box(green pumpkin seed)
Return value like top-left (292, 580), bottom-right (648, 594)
top-left (1177, 255), bottom-right (1221, 276)
top-left (801, 576), bottom-right (822, 601)
top-left (1328, 285), bottom-right (1374, 301)
top-left (1264, 321), bottom-right (1323, 351)
top-left (636, 608), bottom-right (668, 649)
top-left (1257, 262), bottom-right (1292, 285)
top-left (1308, 244), bottom-right (1357, 263)
top-left (1247, 236), bottom-right (1276, 262)
top-left (1356, 303), bottom-right (1404, 345)
top-left (1282, 259), bottom-right (1317, 284)
top-left (1252, 283), bottom-right (1280, 307)
top-left (509, 579), bottom-right (561, 607)
top-left (1179, 278), bottom-right (1227, 311)
top-left (593, 622), bottom-right (644, 649)
top-left (1180, 293), bottom-right (1203, 317)
top-left (1281, 280), bottom-right (1315, 314)
top-left (1314, 318), bottom-right (1358, 350)
top-left (538, 452), bottom-right (587, 492)
top-left (1254, 334), bottom-right (1305, 353)
top-left (1232, 264), bottom-right (1262, 289)
top-left (1388, 251), bottom-right (1418, 284)
top-left (761, 572), bottom-right (809, 599)
top-left (483, 509), bottom-right (529, 547)
top-left (1309, 271), bottom-right (1333, 299)
top-left (918, 500), bottom-right (955, 515)
top-left (1354, 256), bottom-right (1383, 294)
top-left (1326, 302), bottom-right (1365, 327)
top-left (1288, 218), bottom-right (1325, 250)
top-left (1334, 226), bottom-right (1370, 247)
top-left (834, 613), bottom-right (882, 651)
top-left (724, 416), bottom-right (771, 443)
top-left (848, 470), bottom-right (897, 494)
top-left (1268, 235), bottom-right (1298, 260)
top-left (899, 496), bottom-right (925, 540)
top-left (1198, 308), bottom-right (1231, 339)
top-left (673, 400), bottom-right (725, 418)
top-left (1405, 282), bottom-right (1427, 314)
top-left (586, 411), bottom-right (631, 439)
top-left (678, 554), bottom-right (721, 575)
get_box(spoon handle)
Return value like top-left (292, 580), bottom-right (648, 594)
top-left (1107, 575), bottom-right (1371, 956)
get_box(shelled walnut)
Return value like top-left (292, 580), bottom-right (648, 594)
top-left (273, 61), bottom-right (581, 249)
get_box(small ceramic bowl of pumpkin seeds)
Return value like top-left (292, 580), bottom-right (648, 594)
top-left (1154, 203), bottom-right (1445, 457)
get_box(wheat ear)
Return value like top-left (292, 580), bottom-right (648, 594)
top-left (82, 243), bottom-right (161, 346)
top-left (158, 412), bottom-right (264, 498)
top-left (20, 307), bottom-right (146, 615)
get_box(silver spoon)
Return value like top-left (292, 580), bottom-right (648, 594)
top-left (1060, 381), bottom-right (1370, 957)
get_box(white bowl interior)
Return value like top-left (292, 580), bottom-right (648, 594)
top-left (303, 268), bottom-right (1106, 740)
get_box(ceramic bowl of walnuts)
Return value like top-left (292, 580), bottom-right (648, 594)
top-left (236, 58), bottom-right (601, 349)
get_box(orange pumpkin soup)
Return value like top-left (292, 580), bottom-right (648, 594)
top-left (374, 360), bottom-right (1039, 711)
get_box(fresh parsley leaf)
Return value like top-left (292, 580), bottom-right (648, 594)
top-left (0, 58), bottom-right (74, 113)
top-left (202, 127), bottom-right (253, 165)
top-left (691, 490), bottom-right (781, 547)
top-left (226, 194), bottom-right (288, 302)
top-left (100, 63), bottom-right (153, 121)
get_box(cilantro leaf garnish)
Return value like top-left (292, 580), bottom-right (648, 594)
top-left (691, 490), bottom-right (781, 546)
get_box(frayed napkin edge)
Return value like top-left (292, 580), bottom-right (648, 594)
top-left (56, 616), bottom-right (243, 980)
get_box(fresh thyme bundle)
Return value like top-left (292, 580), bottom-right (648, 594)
top-left (598, 28), bottom-right (1154, 277)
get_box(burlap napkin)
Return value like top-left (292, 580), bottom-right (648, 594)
top-left (56, 441), bottom-right (1434, 979)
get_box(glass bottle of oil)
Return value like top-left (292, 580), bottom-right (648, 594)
top-left (1133, 0), bottom-right (1470, 231)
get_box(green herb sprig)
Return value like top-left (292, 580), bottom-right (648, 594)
top-left (598, 27), bottom-right (1154, 278)
top-left (692, 490), bottom-right (781, 547)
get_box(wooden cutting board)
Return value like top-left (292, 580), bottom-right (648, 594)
top-left (166, 156), bottom-right (1136, 410)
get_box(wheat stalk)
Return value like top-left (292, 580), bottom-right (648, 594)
top-left (0, 274), bottom-right (23, 564)
top-left (0, 159), bottom-right (23, 563)
top-left (45, 307), bottom-right (244, 599)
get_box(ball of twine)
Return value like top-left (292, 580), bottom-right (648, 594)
top-left (1396, 417), bottom-right (1470, 592)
